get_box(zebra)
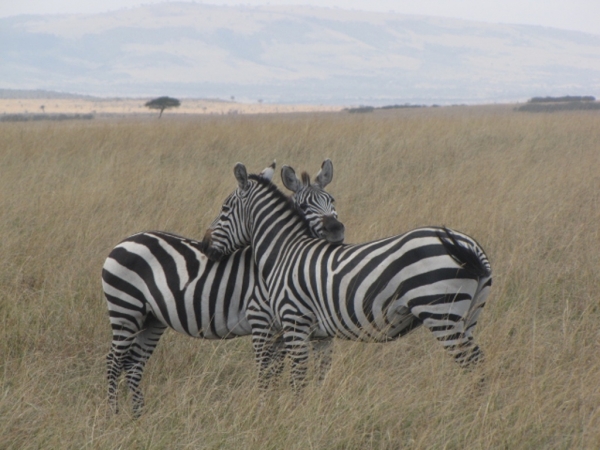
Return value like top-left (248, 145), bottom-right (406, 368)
top-left (103, 160), bottom-right (344, 416)
top-left (200, 162), bottom-right (492, 392)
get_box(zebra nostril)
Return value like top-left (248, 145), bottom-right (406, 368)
top-left (322, 215), bottom-right (345, 244)
top-left (323, 215), bottom-right (343, 232)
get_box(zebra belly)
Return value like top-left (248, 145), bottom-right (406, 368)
top-left (104, 231), bottom-right (256, 340)
top-left (308, 306), bottom-right (418, 342)
top-left (330, 314), bottom-right (421, 342)
top-left (163, 286), bottom-right (252, 338)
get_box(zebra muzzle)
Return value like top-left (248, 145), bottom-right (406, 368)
top-left (322, 215), bottom-right (345, 244)
top-left (200, 230), bottom-right (225, 261)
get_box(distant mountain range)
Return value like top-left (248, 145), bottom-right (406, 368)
top-left (2, 3), bottom-right (599, 104)
top-left (0, 89), bottom-right (99, 100)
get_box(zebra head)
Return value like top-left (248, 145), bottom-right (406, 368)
top-left (281, 159), bottom-right (345, 245)
top-left (200, 160), bottom-right (344, 261)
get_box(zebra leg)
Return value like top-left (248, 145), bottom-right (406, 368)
top-left (247, 287), bottom-right (288, 391)
top-left (281, 315), bottom-right (312, 393)
top-left (461, 276), bottom-right (492, 368)
top-left (413, 289), bottom-right (490, 370)
top-left (107, 317), bottom-right (142, 414)
top-left (448, 276), bottom-right (493, 369)
top-left (311, 338), bottom-right (333, 384)
top-left (285, 336), bottom-right (310, 393)
top-left (106, 340), bottom-right (129, 415)
top-left (251, 327), bottom-right (283, 391)
top-left (267, 335), bottom-right (286, 384)
top-left (122, 315), bottom-right (167, 418)
top-left (414, 309), bottom-right (483, 369)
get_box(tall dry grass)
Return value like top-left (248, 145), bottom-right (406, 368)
top-left (0, 107), bottom-right (599, 449)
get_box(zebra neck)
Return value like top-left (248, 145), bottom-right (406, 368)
top-left (249, 184), bottom-right (311, 281)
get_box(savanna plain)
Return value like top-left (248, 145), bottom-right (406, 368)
top-left (1, 105), bottom-right (599, 449)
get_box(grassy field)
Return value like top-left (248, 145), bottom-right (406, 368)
top-left (1, 106), bottom-right (599, 449)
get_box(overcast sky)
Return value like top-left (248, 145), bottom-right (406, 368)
top-left (1, 0), bottom-right (599, 35)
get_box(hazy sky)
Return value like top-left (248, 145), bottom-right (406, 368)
top-left (1, 0), bottom-right (599, 35)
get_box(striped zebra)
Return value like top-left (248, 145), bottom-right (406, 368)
top-left (200, 163), bottom-right (492, 391)
top-left (103, 160), bottom-right (344, 416)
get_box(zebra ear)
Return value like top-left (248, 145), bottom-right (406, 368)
top-left (259, 160), bottom-right (276, 181)
top-left (281, 165), bottom-right (301, 192)
top-left (315, 158), bottom-right (333, 188)
top-left (234, 163), bottom-right (249, 190)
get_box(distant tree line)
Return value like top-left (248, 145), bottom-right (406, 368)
top-left (527, 95), bottom-right (595, 103)
top-left (516, 95), bottom-right (600, 112)
top-left (516, 102), bottom-right (600, 112)
top-left (379, 103), bottom-right (429, 109)
top-left (346, 106), bottom-right (375, 113)
top-left (346, 103), bottom-right (431, 113)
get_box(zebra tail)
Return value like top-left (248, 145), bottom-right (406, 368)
top-left (436, 227), bottom-right (491, 278)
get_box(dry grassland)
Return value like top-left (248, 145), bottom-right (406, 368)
top-left (1, 105), bottom-right (599, 449)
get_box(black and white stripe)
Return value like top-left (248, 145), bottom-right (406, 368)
top-left (103, 160), bottom-right (343, 416)
top-left (201, 164), bottom-right (492, 391)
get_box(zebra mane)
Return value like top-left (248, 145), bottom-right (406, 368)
top-left (247, 174), bottom-right (313, 234)
top-left (301, 172), bottom-right (311, 186)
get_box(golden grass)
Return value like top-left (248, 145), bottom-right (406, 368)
top-left (1, 106), bottom-right (599, 449)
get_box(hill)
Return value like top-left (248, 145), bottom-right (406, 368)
top-left (2, 3), bottom-right (599, 103)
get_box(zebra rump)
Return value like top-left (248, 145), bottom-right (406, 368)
top-left (437, 226), bottom-right (491, 279)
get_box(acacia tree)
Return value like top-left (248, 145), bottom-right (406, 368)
top-left (145, 96), bottom-right (181, 118)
